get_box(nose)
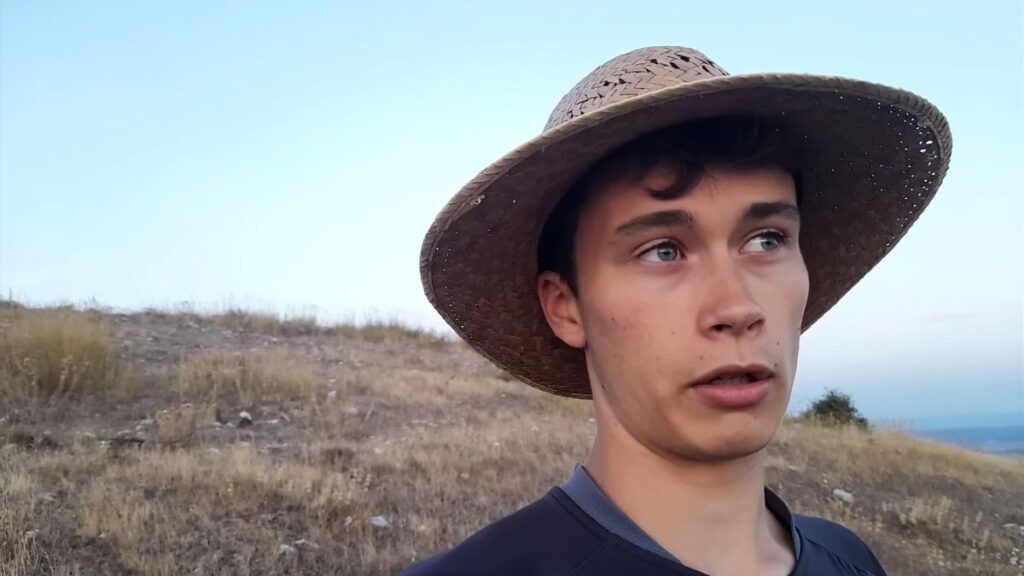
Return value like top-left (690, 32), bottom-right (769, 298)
top-left (698, 261), bottom-right (765, 337)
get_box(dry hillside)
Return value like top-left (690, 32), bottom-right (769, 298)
top-left (1, 304), bottom-right (1022, 576)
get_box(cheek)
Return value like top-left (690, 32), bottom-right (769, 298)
top-left (585, 269), bottom-right (692, 355)
top-left (581, 284), bottom-right (657, 378)
top-left (750, 259), bottom-right (807, 338)
top-left (767, 256), bottom-right (810, 324)
top-left (583, 291), bottom-right (647, 358)
top-left (583, 277), bottom-right (696, 408)
top-left (790, 258), bottom-right (811, 325)
top-left (771, 260), bottom-right (809, 368)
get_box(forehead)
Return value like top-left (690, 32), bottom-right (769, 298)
top-left (579, 164), bottom-right (798, 230)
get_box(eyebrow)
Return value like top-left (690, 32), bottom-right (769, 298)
top-left (615, 209), bottom-right (694, 236)
top-left (741, 202), bottom-right (801, 224)
top-left (613, 202), bottom-right (800, 237)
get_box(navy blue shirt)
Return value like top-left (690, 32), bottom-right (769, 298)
top-left (401, 466), bottom-right (887, 576)
top-left (558, 465), bottom-right (803, 564)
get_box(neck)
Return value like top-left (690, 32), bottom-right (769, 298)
top-left (583, 417), bottom-right (793, 575)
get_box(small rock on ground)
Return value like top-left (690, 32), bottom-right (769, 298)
top-left (238, 411), bottom-right (253, 428)
top-left (832, 488), bottom-right (855, 505)
top-left (370, 516), bottom-right (389, 528)
top-left (293, 538), bottom-right (320, 550)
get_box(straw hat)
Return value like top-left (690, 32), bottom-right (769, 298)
top-left (420, 46), bottom-right (951, 398)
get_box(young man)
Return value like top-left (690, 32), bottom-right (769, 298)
top-left (405, 46), bottom-right (951, 575)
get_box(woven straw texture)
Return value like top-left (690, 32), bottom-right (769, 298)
top-left (420, 46), bottom-right (952, 398)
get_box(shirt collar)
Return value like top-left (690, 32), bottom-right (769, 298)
top-left (559, 463), bottom-right (802, 564)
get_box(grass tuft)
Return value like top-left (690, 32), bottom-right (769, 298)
top-left (0, 311), bottom-right (132, 401)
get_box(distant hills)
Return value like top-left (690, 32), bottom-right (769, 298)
top-left (909, 411), bottom-right (1024, 431)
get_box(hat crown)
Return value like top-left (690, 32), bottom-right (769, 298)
top-left (544, 46), bottom-right (730, 131)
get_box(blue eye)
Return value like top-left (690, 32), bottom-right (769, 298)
top-left (640, 242), bottom-right (680, 262)
top-left (743, 231), bottom-right (788, 253)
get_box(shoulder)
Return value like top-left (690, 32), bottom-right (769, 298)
top-left (398, 488), bottom-right (606, 576)
top-left (794, 514), bottom-right (887, 575)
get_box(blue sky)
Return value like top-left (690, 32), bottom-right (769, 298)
top-left (2, 1), bottom-right (1021, 423)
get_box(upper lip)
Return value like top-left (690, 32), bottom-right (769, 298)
top-left (690, 364), bottom-right (775, 386)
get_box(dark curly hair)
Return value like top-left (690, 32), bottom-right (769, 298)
top-left (537, 115), bottom-right (804, 295)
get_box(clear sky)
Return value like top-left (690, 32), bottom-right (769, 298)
top-left (2, 1), bottom-right (1022, 423)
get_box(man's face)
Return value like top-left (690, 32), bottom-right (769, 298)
top-left (568, 164), bottom-right (808, 462)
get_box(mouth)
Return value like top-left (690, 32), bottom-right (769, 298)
top-left (688, 364), bottom-right (776, 409)
top-left (690, 364), bottom-right (775, 387)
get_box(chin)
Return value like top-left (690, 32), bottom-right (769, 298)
top-left (672, 416), bottom-right (782, 462)
top-left (707, 431), bottom-right (775, 460)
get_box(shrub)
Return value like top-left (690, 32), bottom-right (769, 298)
top-left (0, 311), bottom-right (132, 401)
top-left (800, 388), bottom-right (869, 429)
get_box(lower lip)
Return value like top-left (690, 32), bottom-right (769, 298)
top-left (691, 377), bottom-right (772, 409)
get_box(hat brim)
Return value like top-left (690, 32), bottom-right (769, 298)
top-left (420, 73), bottom-right (952, 398)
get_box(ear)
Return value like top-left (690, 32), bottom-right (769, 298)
top-left (537, 271), bottom-right (586, 349)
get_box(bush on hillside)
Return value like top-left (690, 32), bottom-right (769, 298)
top-left (800, 388), bottom-right (869, 429)
top-left (0, 311), bottom-right (132, 400)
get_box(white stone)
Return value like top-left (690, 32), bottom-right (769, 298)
top-left (238, 411), bottom-right (253, 428)
top-left (370, 516), bottom-right (389, 528)
top-left (293, 538), bottom-right (320, 550)
top-left (832, 489), bottom-right (855, 505)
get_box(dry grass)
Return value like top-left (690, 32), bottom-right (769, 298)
top-left (0, 461), bottom-right (45, 576)
top-left (1, 412), bottom-right (590, 575)
top-left (70, 445), bottom-right (361, 574)
top-left (177, 349), bottom-right (318, 408)
top-left (360, 368), bottom-right (520, 404)
top-left (331, 319), bottom-right (455, 347)
top-left (0, 310), bottom-right (132, 402)
top-left (153, 403), bottom-right (209, 448)
top-left (139, 304), bottom-right (454, 345)
top-left (775, 421), bottom-right (1023, 488)
top-left (0, 298), bottom-right (25, 310)
top-left (208, 309), bottom-right (320, 337)
top-left (1, 304), bottom-right (1022, 576)
top-left (768, 422), bottom-right (1024, 575)
top-left (8, 405), bottom-right (1020, 575)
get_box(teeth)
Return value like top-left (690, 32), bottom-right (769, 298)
top-left (709, 373), bottom-right (754, 385)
